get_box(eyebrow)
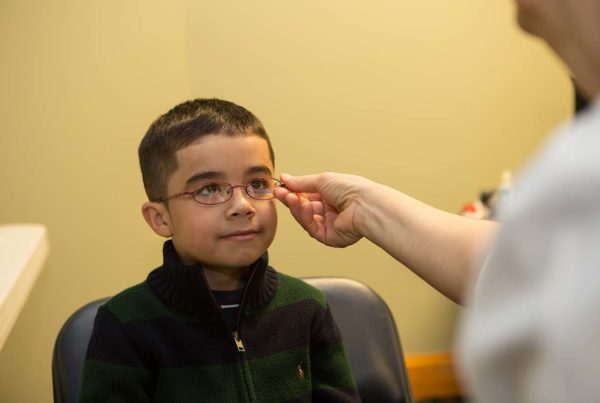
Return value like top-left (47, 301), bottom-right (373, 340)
top-left (246, 165), bottom-right (273, 177)
top-left (184, 171), bottom-right (225, 188)
top-left (184, 165), bottom-right (273, 188)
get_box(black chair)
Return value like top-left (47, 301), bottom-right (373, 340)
top-left (52, 277), bottom-right (413, 403)
top-left (52, 298), bottom-right (109, 403)
top-left (303, 277), bottom-right (413, 403)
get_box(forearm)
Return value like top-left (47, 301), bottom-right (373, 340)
top-left (356, 180), bottom-right (498, 304)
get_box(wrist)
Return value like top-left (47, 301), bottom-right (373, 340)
top-left (355, 179), bottom-right (418, 246)
top-left (350, 177), bottom-right (382, 240)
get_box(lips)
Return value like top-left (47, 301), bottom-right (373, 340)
top-left (220, 230), bottom-right (260, 241)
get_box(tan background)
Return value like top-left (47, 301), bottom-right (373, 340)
top-left (0, 0), bottom-right (571, 401)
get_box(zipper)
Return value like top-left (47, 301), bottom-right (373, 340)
top-left (198, 259), bottom-right (262, 401)
top-left (233, 331), bottom-right (245, 352)
top-left (197, 264), bottom-right (254, 349)
top-left (233, 265), bottom-right (260, 401)
top-left (297, 361), bottom-right (305, 380)
top-left (231, 261), bottom-right (259, 353)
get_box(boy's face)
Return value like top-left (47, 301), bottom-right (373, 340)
top-left (145, 134), bottom-right (277, 271)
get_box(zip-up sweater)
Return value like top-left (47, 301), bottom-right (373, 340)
top-left (80, 241), bottom-right (361, 402)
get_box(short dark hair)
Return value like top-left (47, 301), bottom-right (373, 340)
top-left (139, 98), bottom-right (275, 201)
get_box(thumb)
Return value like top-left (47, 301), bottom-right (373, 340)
top-left (280, 173), bottom-right (323, 193)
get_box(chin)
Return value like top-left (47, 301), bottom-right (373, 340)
top-left (516, 9), bottom-right (534, 34)
top-left (222, 254), bottom-right (264, 269)
top-left (514, 0), bottom-right (546, 38)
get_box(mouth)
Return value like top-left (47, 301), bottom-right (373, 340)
top-left (220, 230), bottom-right (260, 241)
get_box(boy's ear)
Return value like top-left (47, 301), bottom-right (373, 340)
top-left (141, 202), bottom-right (173, 238)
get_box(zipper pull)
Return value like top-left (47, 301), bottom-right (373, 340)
top-left (297, 362), bottom-right (305, 380)
top-left (233, 331), bottom-right (245, 352)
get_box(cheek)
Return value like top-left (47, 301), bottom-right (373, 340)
top-left (171, 205), bottom-right (219, 236)
top-left (260, 202), bottom-right (278, 232)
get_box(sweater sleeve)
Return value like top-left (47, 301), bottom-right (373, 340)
top-left (79, 305), bottom-right (154, 403)
top-left (309, 303), bottom-right (362, 402)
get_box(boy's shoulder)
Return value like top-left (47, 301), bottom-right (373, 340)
top-left (101, 282), bottom-right (175, 323)
top-left (266, 270), bottom-right (327, 310)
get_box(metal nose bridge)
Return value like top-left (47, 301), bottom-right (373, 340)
top-left (227, 184), bottom-right (252, 199)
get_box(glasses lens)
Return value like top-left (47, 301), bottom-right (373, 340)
top-left (192, 182), bottom-right (231, 205)
top-left (246, 178), bottom-right (280, 200)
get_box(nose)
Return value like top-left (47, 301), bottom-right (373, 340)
top-left (226, 185), bottom-right (256, 218)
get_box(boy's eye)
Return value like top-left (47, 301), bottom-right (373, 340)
top-left (249, 178), bottom-right (269, 190)
top-left (195, 182), bottom-right (225, 196)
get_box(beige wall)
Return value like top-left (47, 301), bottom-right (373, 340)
top-left (0, 0), bottom-right (571, 401)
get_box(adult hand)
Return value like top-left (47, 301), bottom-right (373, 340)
top-left (274, 172), bottom-right (369, 248)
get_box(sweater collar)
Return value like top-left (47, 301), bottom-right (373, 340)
top-left (146, 240), bottom-right (279, 316)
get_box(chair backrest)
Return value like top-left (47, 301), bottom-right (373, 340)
top-left (303, 277), bottom-right (413, 403)
top-left (52, 297), bottom-right (109, 403)
top-left (52, 277), bottom-right (413, 403)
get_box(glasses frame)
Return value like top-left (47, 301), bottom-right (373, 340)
top-left (153, 177), bottom-right (285, 206)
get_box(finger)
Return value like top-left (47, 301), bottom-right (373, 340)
top-left (276, 189), bottom-right (328, 240)
top-left (301, 199), bottom-right (318, 235)
top-left (273, 187), bottom-right (322, 206)
top-left (282, 192), bottom-right (302, 216)
top-left (283, 192), bottom-right (314, 232)
top-left (273, 187), bottom-right (291, 205)
top-left (310, 199), bottom-right (325, 216)
top-left (286, 193), bottom-right (325, 237)
top-left (296, 192), bottom-right (324, 202)
top-left (280, 173), bottom-right (324, 194)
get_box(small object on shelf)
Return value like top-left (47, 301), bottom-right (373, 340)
top-left (460, 170), bottom-right (512, 220)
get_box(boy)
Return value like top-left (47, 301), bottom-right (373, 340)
top-left (80, 98), bottom-right (361, 402)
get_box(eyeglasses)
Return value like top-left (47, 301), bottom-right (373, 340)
top-left (153, 177), bottom-right (284, 206)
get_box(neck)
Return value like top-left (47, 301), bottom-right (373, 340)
top-left (548, 35), bottom-right (600, 102)
top-left (571, 69), bottom-right (600, 103)
top-left (203, 266), bottom-right (249, 291)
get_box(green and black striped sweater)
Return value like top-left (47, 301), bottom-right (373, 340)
top-left (80, 241), bottom-right (360, 402)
